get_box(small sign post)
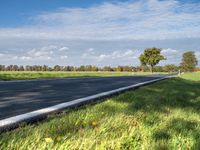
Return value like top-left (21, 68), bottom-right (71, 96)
top-left (178, 70), bottom-right (181, 76)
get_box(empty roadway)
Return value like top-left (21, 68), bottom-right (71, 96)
top-left (0, 75), bottom-right (170, 120)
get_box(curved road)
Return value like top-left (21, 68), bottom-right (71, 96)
top-left (0, 75), bottom-right (169, 120)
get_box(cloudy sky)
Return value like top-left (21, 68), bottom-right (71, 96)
top-left (0, 0), bottom-right (199, 67)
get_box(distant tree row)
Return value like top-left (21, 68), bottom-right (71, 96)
top-left (0, 64), bottom-right (183, 72)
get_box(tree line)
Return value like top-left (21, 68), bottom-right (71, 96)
top-left (0, 64), bottom-right (182, 72)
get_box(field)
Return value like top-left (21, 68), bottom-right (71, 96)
top-left (0, 71), bottom-right (166, 80)
top-left (0, 72), bottom-right (200, 150)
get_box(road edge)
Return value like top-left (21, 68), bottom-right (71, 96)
top-left (0, 75), bottom-right (175, 133)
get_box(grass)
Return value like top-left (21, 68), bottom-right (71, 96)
top-left (0, 71), bottom-right (167, 80)
top-left (0, 72), bottom-right (200, 150)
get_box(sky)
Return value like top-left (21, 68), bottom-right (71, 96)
top-left (0, 0), bottom-right (199, 67)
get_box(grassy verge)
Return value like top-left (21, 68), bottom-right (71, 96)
top-left (0, 71), bottom-right (167, 80)
top-left (0, 72), bottom-right (200, 150)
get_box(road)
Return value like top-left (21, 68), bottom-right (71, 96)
top-left (0, 75), bottom-right (169, 120)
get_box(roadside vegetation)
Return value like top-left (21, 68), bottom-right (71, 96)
top-left (0, 71), bottom-right (167, 80)
top-left (0, 72), bottom-right (200, 149)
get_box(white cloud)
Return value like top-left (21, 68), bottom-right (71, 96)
top-left (26, 46), bottom-right (56, 60)
top-left (162, 48), bottom-right (177, 54)
top-left (35, 51), bottom-right (53, 57)
top-left (161, 48), bottom-right (179, 62)
top-left (47, 56), bottom-right (51, 60)
top-left (97, 54), bottom-right (109, 61)
top-left (0, 45), bottom-right (70, 63)
top-left (20, 56), bottom-right (32, 60)
top-left (195, 51), bottom-right (200, 64)
top-left (59, 47), bottom-right (69, 51)
top-left (25, 45), bottom-right (69, 60)
top-left (0, 0), bottom-right (200, 40)
top-left (81, 49), bottom-right (140, 62)
top-left (123, 50), bottom-right (138, 58)
top-left (60, 55), bottom-right (68, 59)
top-left (0, 53), bottom-right (4, 57)
top-left (87, 48), bottom-right (94, 52)
top-left (12, 56), bottom-right (19, 60)
top-left (82, 48), bottom-right (95, 58)
top-left (96, 50), bottom-right (140, 61)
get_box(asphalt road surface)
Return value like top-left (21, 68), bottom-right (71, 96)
top-left (0, 75), bottom-right (170, 120)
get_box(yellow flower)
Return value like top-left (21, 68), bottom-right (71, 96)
top-left (92, 121), bottom-right (97, 127)
top-left (45, 137), bottom-right (53, 143)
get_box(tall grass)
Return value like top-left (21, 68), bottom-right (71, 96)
top-left (0, 72), bottom-right (199, 149)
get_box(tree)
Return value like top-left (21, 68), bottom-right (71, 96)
top-left (54, 65), bottom-right (61, 71)
top-left (19, 66), bottom-right (24, 71)
top-left (0, 65), bottom-right (5, 71)
top-left (180, 51), bottom-right (198, 72)
top-left (154, 66), bottom-right (164, 72)
top-left (117, 66), bottom-right (123, 72)
top-left (163, 64), bottom-right (179, 73)
top-left (42, 65), bottom-right (48, 71)
top-left (139, 47), bottom-right (166, 73)
top-left (103, 66), bottom-right (113, 72)
top-left (79, 65), bottom-right (85, 71)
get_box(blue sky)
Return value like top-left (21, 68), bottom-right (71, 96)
top-left (0, 0), bottom-right (199, 66)
top-left (0, 0), bottom-right (124, 27)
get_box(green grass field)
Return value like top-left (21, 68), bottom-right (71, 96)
top-left (0, 72), bottom-right (200, 150)
top-left (0, 71), bottom-right (166, 80)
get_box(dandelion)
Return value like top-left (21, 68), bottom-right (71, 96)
top-left (91, 121), bottom-right (97, 127)
top-left (45, 137), bottom-right (53, 143)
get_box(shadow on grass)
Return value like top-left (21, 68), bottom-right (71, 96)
top-left (108, 77), bottom-right (200, 149)
top-left (47, 77), bottom-right (200, 147)
top-left (34, 77), bottom-right (200, 148)
top-left (117, 78), bottom-right (200, 114)
top-left (153, 118), bottom-right (200, 150)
